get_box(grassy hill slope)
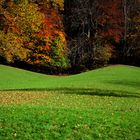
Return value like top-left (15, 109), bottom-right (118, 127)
top-left (0, 64), bottom-right (140, 139)
top-left (0, 64), bottom-right (140, 95)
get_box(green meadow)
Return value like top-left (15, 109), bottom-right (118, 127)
top-left (0, 64), bottom-right (140, 139)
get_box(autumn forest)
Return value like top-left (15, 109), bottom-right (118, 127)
top-left (0, 0), bottom-right (140, 73)
top-left (0, 1), bottom-right (140, 139)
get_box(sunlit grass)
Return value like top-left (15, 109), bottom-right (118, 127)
top-left (0, 90), bottom-right (140, 139)
top-left (0, 64), bottom-right (140, 95)
top-left (0, 91), bottom-right (139, 110)
top-left (0, 65), bottom-right (140, 139)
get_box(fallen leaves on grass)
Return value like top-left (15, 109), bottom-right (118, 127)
top-left (0, 91), bottom-right (48, 105)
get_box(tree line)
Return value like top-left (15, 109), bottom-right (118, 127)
top-left (0, 0), bottom-right (140, 73)
top-left (65, 0), bottom-right (140, 71)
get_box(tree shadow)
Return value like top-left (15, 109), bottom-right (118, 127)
top-left (106, 80), bottom-right (140, 89)
top-left (1, 87), bottom-right (140, 98)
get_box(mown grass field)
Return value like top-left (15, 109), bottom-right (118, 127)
top-left (0, 64), bottom-right (140, 139)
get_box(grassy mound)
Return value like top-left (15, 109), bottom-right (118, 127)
top-left (0, 64), bottom-right (140, 95)
top-left (0, 64), bottom-right (140, 139)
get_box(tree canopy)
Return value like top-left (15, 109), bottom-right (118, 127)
top-left (0, 0), bottom-right (139, 73)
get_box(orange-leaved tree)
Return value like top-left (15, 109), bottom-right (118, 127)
top-left (29, 0), bottom-right (69, 69)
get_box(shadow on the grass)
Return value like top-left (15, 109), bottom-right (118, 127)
top-left (1, 88), bottom-right (140, 98)
top-left (107, 80), bottom-right (140, 88)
